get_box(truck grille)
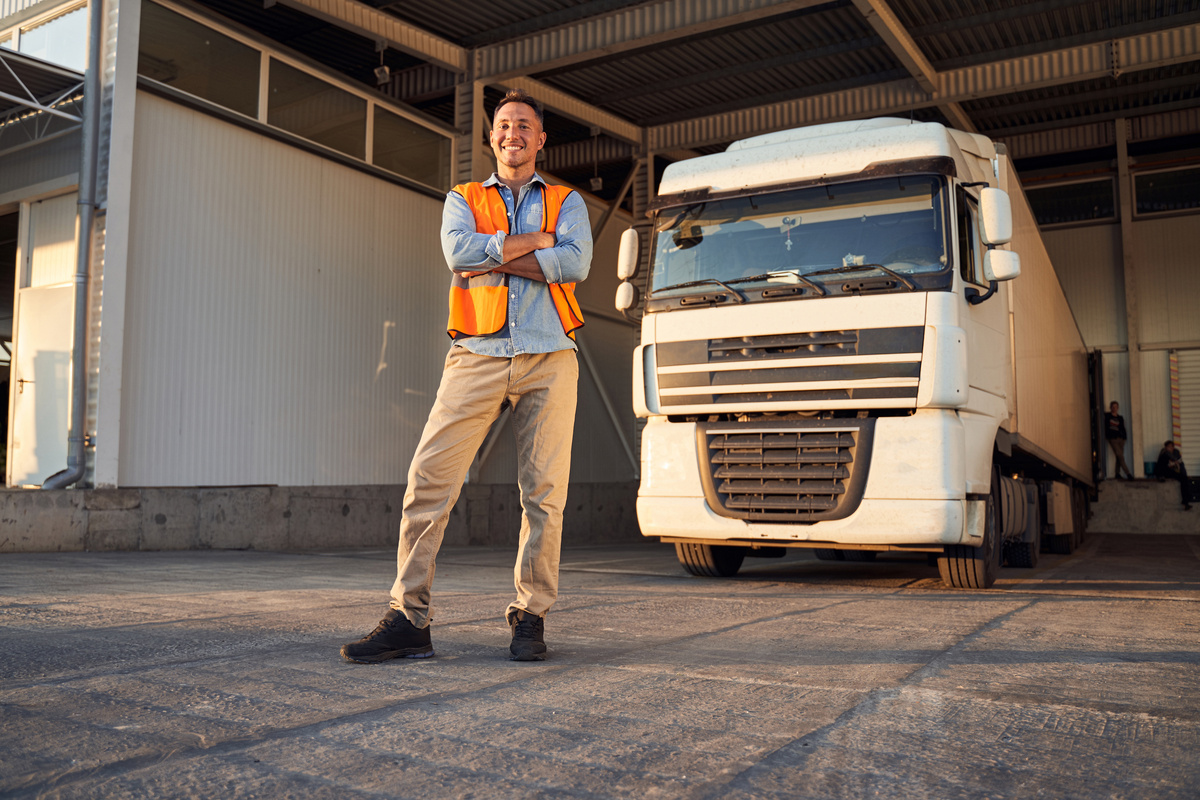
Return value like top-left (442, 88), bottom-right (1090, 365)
top-left (655, 327), bottom-right (923, 412)
top-left (697, 421), bottom-right (873, 523)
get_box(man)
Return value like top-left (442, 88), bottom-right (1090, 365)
top-left (1155, 440), bottom-right (1192, 511)
top-left (1104, 401), bottom-right (1134, 479)
top-left (342, 90), bottom-right (592, 663)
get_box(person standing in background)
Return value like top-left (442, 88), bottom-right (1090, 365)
top-left (1104, 401), bottom-right (1134, 480)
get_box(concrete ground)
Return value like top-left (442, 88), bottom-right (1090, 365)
top-left (2, 534), bottom-right (1199, 799)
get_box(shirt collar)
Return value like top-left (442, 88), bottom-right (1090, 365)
top-left (482, 172), bottom-right (547, 191)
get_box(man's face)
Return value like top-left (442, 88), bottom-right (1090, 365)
top-left (1111, 403), bottom-right (1119, 413)
top-left (490, 102), bottom-right (546, 171)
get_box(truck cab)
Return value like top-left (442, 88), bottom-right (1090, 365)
top-left (616, 118), bottom-right (1090, 589)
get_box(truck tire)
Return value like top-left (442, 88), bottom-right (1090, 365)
top-left (938, 475), bottom-right (1001, 589)
top-left (675, 543), bottom-right (745, 577)
top-left (1003, 539), bottom-right (1039, 568)
top-left (843, 550), bottom-right (878, 562)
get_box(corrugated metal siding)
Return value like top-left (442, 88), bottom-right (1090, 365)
top-left (1177, 349), bottom-right (1200, 475)
top-left (1140, 349), bottom-right (1171, 467)
top-left (1041, 223), bottom-right (1125, 347)
top-left (27, 191), bottom-right (76, 287)
top-left (0, 129), bottom-right (80, 199)
top-left (121, 91), bottom-right (641, 488)
top-left (0, 0), bottom-right (44, 23)
top-left (1133, 215), bottom-right (1200, 345)
top-left (121, 92), bottom-right (449, 486)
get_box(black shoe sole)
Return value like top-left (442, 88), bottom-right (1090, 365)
top-left (509, 646), bottom-right (547, 662)
top-left (340, 646), bottom-right (435, 664)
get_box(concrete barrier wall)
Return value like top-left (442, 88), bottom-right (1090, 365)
top-left (0, 483), bottom-right (641, 553)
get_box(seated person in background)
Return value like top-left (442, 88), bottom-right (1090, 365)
top-left (1156, 440), bottom-right (1192, 511)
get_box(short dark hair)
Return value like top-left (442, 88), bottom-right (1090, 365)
top-left (493, 89), bottom-right (544, 127)
top-left (1165, 440), bottom-right (1175, 447)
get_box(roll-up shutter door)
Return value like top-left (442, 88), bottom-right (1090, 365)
top-left (1176, 350), bottom-right (1200, 476)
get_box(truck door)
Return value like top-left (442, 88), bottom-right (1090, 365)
top-left (957, 187), bottom-right (1011, 404)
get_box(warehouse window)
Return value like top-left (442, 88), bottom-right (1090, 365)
top-left (1025, 178), bottom-right (1115, 226)
top-left (268, 60), bottom-right (367, 161)
top-left (138, 2), bottom-right (259, 118)
top-left (374, 107), bottom-right (451, 193)
top-left (1, 1), bottom-right (87, 72)
top-left (1135, 166), bottom-right (1200, 216)
top-left (136, 0), bottom-right (452, 193)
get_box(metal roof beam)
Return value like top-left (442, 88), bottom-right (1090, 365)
top-left (272, 0), bottom-right (467, 73)
top-left (649, 22), bottom-right (1200, 150)
top-left (476, 0), bottom-right (830, 81)
top-left (848, 0), bottom-right (975, 131)
top-left (850, 0), bottom-right (936, 92)
top-left (492, 75), bottom-right (642, 144)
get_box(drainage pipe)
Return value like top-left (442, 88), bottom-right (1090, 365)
top-left (42, 0), bottom-right (101, 490)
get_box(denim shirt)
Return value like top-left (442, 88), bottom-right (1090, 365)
top-left (440, 173), bottom-right (593, 356)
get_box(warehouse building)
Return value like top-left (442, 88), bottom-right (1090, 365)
top-left (2, 0), bottom-right (1198, 550)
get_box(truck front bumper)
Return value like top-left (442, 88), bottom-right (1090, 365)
top-left (638, 496), bottom-right (969, 547)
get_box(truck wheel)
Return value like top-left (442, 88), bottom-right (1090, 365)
top-left (843, 550), bottom-right (878, 562)
top-left (675, 543), bottom-right (745, 577)
top-left (1003, 540), bottom-right (1039, 569)
top-left (814, 549), bottom-right (843, 561)
top-left (938, 476), bottom-right (1001, 589)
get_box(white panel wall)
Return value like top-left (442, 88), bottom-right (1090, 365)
top-left (1140, 349), bottom-right (1171, 470)
top-left (1042, 223), bottom-right (1124, 347)
top-left (119, 91), bottom-right (641, 488)
top-left (121, 92), bottom-right (449, 486)
top-left (26, 192), bottom-right (76, 287)
top-left (1133, 216), bottom-right (1200, 346)
top-left (0, 0), bottom-right (44, 22)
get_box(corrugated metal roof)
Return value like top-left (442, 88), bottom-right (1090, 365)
top-left (182, 0), bottom-right (1200, 190)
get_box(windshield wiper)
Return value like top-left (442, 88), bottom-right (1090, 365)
top-left (805, 263), bottom-right (916, 291)
top-left (652, 278), bottom-right (747, 304)
top-left (728, 270), bottom-right (827, 296)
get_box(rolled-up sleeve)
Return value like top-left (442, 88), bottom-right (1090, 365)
top-left (534, 190), bottom-right (593, 284)
top-left (440, 191), bottom-right (504, 273)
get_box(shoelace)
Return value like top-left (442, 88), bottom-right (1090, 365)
top-left (512, 615), bottom-right (542, 639)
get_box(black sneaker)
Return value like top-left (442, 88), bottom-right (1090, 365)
top-left (340, 609), bottom-right (434, 663)
top-left (509, 609), bottom-right (547, 661)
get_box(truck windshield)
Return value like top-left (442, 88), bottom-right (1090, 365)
top-left (650, 175), bottom-right (949, 300)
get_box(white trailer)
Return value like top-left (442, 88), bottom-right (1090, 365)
top-left (615, 118), bottom-right (1092, 589)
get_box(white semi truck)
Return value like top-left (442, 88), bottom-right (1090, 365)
top-left (614, 118), bottom-right (1093, 589)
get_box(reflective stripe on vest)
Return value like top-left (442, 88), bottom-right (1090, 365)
top-left (446, 182), bottom-right (585, 340)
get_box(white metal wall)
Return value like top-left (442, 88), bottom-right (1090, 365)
top-left (1133, 216), bottom-right (1200, 346)
top-left (120, 92), bottom-right (449, 486)
top-left (1043, 223), bottom-right (1124, 346)
top-left (0, 0), bottom-right (45, 22)
top-left (1044, 213), bottom-right (1200, 473)
top-left (119, 91), bottom-right (639, 488)
top-left (1177, 350), bottom-right (1200, 475)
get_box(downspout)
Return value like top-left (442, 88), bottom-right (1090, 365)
top-left (42, 0), bottom-right (102, 490)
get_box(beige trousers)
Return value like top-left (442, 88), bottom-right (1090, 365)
top-left (390, 347), bottom-right (578, 628)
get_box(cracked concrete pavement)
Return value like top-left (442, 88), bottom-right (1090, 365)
top-left (2, 533), bottom-right (1199, 798)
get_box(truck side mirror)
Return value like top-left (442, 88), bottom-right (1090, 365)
top-left (983, 249), bottom-right (1021, 282)
top-left (615, 281), bottom-right (638, 311)
top-left (979, 188), bottom-right (1013, 245)
top-left (617, 228), bottom-right (640, 280)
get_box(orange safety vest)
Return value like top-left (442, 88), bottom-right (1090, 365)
top-left (446, 182), bottom-right (585, 340)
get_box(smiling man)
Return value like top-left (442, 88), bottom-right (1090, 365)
top-left (341, 89), bottom-right (593, 663)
